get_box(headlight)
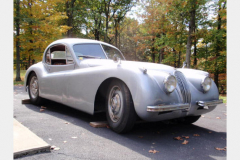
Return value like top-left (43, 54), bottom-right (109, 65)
top-left (164, 75), bottom-right (177, 93)
top-left (201, 77), bottom-right (212, 92)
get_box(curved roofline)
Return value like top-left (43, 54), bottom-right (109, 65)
top-left (45, 38), bottom-right (125, 61)
top-left (49, 38), bottom-right (119, 50)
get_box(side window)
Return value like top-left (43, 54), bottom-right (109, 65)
top-left (66, 47), bottom-right (74, 64)
top-left (101, 45), bottom-right (124, 60)
top-left (73, 44), bottom-right (106, 59)
top-left (50, 45), bottom-right (66, 65)
top-left (45, 49), bottom-right (51, 65)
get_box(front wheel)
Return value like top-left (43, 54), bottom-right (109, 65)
top-left (178, 115), bottom-right (201, 124)
top-left (28, 72), bottom-right (43, 105)
top-left (106, 80), bottom-right (137, 133)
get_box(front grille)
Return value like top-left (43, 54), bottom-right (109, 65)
top-left (174, 71), bottom-right (191, 103)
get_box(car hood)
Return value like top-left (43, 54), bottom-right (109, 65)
top-left (80, 59), bottom-right (176, 74)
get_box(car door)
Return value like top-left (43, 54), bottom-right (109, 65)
top-left (42, 44), bottom-right (75, 103)
top-left (64, 43), bottom-right (108, 114)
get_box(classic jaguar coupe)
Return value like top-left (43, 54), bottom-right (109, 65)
top-left (24, 38), bottom-right (223, 133)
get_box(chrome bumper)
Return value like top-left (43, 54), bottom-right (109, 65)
top-left (197, 99), bottom-right (223, 107)
top-left (147, 103), bottom-right (189, 112)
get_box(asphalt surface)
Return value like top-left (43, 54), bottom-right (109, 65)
top-left (14, 86), bottom-right (226, 160)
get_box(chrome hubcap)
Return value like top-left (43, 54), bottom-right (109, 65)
top-left (108, 86), bottom-right (123, 122)
top-left (30, 76), bottom-right (38, 99)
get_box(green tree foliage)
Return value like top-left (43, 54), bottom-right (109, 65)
top-left (14, 0), bottom-right (226, 92)
top-left (14, 0), bottom-right (70, 71)
top-left (129, 0), bottom-right (226, 90)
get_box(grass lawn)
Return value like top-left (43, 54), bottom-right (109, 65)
top-left (219, 95), bottom-right (227, 104)
top-left (13, 70), bottom-right (26, 85)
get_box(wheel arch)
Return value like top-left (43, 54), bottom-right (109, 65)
top-left (25, 71), bottom-right (36, 88)
top-left (94, 77), bottom-right (135, 113)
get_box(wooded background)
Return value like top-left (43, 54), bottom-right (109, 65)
top-left (14, 0), bottom-right (226, 93)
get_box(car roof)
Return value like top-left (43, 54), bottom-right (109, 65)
top-left (49, 38), bottom-right (118, 50)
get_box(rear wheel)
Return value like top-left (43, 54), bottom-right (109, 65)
top-left (106, 80), bottom-right (137, 133)
top-left (28, 72), bottom-right (43, 105)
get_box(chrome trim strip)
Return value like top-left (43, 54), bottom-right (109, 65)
top-left (99, 44), bottom-right (109, 59)
top-left (147, 103), bottom-right (189, 112)
top-left (197, 99), bottom-right (223, 107)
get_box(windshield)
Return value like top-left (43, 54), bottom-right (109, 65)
top-left (73, 44), bottom-right (107, 59)
top-left (102, 44), bottom-right (124, 60)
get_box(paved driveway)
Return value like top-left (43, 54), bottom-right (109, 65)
top-left (14, 86), bottom-right (226, 160)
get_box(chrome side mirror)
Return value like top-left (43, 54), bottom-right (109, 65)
top-left (182, 61), bottom-right (187, 68)
top-left (113, 55), bottom-right (121, 64)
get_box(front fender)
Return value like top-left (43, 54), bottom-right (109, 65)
top-left (102, 65), bottom-right (181, 120)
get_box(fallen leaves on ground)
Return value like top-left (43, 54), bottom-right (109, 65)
top-left (182, 140), bottom-right (189, 145)
top-left (40, 109), bottom-right (44, 112)
top-left (71, 136), bottom-right (77, 139)
top-left (215, 147), bottom-right (226, 151)
top-left (174, 136), bottom-right (183, 140)
top-left (193, 134), bottom-right (200, 137)
top-left (51, 145), bottom-right (60, 150)
top-left (182, 136), bottom-right (189, 139)
top-left (149, 150), bottom-right (159, 154)
top-left (41, 106), bottom-right (46, 109)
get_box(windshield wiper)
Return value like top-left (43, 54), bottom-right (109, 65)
top-left (78, 55), bottom-right (101, 59)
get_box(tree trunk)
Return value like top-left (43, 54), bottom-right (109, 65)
top-left (151, 51), bottom-right (155, 63)
top-left (15, 0), bottom-right (21, 81)
top-left (115, 24), bottom-right (118, 47)
top-left (66, 0), bottom-right (76, 37)
top-left (28, 55), bottom-right (31, 68)
top-left (135, 44), bottom-right (137, 61)
top-left (28, 0), bottom-right (33, 69)
top-left (94, 17), bottom-right (99, 40)
top-left (204, 43), bottom-right (208, 70)
top-left (193, 37), bottom-right (197, 67)
top-left (186, 0), bottom-right (196, 68)
top-left (104, 0), bottom-right (111, 42)
top-left (214, 70), bottom-right (219, 89)
top-left (159, 48), bottom-right (164, 63)
top-left (173, 48), bottom-right (177, 68)
top-left (178, 51), bottom-right (181, 68)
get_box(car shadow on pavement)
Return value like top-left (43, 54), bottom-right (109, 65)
top-left (23, 100), bottom-right (226, 160)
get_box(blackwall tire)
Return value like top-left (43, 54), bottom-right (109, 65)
top-left (180, 115), bottom-right (201, 124)
top-left (28, 72), bottom-right (43, 105)
top-left (106, 80), bottom-right (137, 133)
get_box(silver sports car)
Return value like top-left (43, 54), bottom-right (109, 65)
top-left (24, 38), bottom-right (223, 133)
